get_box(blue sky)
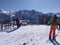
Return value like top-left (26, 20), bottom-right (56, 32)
top-left (0, 0), bottom-right (60, 13)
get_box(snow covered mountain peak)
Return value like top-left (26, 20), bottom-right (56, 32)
top-left (0, 9), bottom-right (10, 14)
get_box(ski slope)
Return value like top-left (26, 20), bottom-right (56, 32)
top-left (0, 25), bottom-right (60, 45)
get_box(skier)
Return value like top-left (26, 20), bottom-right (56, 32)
top-left (16, 17), bottom-right (20, 28)
top-left (48, 15), bottom-right (58, 40)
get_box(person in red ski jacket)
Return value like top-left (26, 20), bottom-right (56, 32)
top-left (16, 17), bottom-right (20, 28)
top-left (48, 15), bottom-right (58, 40)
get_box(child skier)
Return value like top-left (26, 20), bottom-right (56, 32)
top-left (48, 15), bottom-right (58, 40)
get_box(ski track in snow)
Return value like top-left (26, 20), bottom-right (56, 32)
top-left (0, 25), bottom-right (60, 45)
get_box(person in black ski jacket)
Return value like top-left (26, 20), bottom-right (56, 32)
top-left (16, 17), bottom-right (20, 28)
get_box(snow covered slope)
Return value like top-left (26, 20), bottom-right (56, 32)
top-left (0, 25), bottom-right (60, 45)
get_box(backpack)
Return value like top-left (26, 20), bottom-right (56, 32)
top-left (52, 19), bottom-right (57, 26)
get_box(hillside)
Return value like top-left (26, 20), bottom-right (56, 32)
top-left (0, 9), bottom-right (60, 24)
top-left (0, 25), bottom-right (60, 45)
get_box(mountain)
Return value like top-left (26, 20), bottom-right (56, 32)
top-left (0, 10), bottom-right (10, 20)
top-left (15, 10), bottom-right (60, 24)
top-left (15, 10), bottom-right (43, 24)
top-left (0, 9), bottom-right (60, 24)
top-left (0, 9), bottom-right (15, 20)
top-left (0, 9), bottom-right (9, 14)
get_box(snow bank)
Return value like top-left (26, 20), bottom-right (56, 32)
top-left (0, 25), bottom-right (60, 45)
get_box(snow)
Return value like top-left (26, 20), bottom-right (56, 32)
top-left (57, 15), bottom-right (60, 17)
top-left (0, 9), bottom-right (9, 14)
top-left (0, 25), bottom-right (60, 45)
